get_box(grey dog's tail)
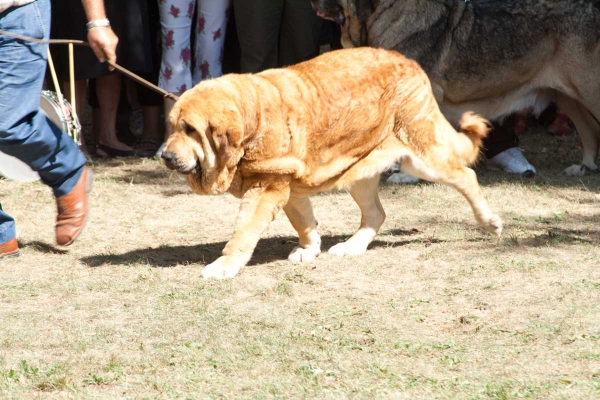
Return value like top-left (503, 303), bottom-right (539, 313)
top-left (456, 112), bottom-right (490, 165)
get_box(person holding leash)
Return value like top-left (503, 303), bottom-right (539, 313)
top-left (0, 0), bottom-right (118, 258)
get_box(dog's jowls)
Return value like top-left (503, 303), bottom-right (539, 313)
top-left (162, 47), bottom-right (502, 279)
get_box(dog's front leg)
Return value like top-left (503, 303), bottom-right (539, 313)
top-left (284, 195), bottom-right (321, 263)
top-left (201, 180), bottom-right (290, 279)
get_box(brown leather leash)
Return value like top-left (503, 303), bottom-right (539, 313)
top-left (0, 29), bottom-right (179, 102)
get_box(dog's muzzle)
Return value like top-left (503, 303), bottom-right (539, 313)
top-left (161, 151), bottom-right (201, 174)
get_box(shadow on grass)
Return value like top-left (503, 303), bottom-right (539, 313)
top-left (79, 230), bottom-right (427, 268)
top-left (512, 227), bottom-right (600, 247)
top-left (161, 189), bottom-right (193, 197)
top-left (21, 241), bottom-right (69, 255)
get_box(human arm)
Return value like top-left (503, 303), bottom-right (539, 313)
top-left (80, 0), bottom-right (118, 67)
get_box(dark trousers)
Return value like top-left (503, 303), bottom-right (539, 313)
top-left (233, 0), bottom-right (323, 73)
top-left (484, 116), bottom-right (520, 159)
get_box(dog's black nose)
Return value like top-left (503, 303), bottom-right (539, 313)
top-left (161, 151), bottom-right (174, 162)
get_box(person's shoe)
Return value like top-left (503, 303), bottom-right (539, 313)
top-left (547, 112), bottom-right (572, 136)
top-left (0, 238), bottom-right (19, 258)
top-left (55, 167), bottom-right (93, 246)
top-left (133, 138), bottom-right (161, 158)
top-left (486, 147), bottom-right (536, 177)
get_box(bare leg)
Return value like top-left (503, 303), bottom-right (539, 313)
top-left (284, 195), bottom-right (321, 263)
top-left (329, 176), bottom-right (386, 256)
top-left (201, 182), bottom-right (290, 279)
top-left (132, 105), bottom-right (162, 152)
top-left (95, 74), bottom-right (133, 151)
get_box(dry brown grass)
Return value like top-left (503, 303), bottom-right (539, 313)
top-left (1, 128), bottom-right (599, 399)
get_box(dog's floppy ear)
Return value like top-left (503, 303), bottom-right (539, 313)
top-left (168, 103), bottom-right (181, 133)
top-left (212, 123), bottom-right (244, 169)
top-left (354, 0), bottom-right (373, 22)
top-left (205, 107), bottom-right (246, 194)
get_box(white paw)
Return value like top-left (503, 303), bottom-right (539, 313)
top-left (328, 242), bottom-right (367, 257)
top-left (288, 246), bottom-right (321, 263)
top-left (563, 164), bottom-right (587, 177)
top-left (386, 172), bottom-right (420, 184)
top-left (201, 256), bottom-right (244, 280)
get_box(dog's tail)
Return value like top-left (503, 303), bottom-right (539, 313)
top-left (455, 112), bottom-right (490, 166)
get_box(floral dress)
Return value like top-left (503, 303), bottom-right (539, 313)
top-left (158, 0), bottom-right (231, 93)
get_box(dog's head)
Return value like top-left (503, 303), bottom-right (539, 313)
top-left (311, 0), bottom-right (346, 25)
top-left (161, 81), bottom-right (246, 195)
top-left (311, 0), bottom-right (374, 46)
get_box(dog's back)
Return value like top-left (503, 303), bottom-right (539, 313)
top-left (245, 48), bottom-right (488, 191)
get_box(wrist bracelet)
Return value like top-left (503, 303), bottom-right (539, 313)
top-left (86, 19), bottom-right (111, 31)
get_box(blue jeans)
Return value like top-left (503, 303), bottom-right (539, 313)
top-left (0, 0), bottom-right (86, 244)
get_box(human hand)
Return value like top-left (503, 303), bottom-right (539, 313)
top-left (86, 26), bottom-right (118, 70)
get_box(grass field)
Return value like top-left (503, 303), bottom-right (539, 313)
top-left (1, 127), bottom-right (599, 399)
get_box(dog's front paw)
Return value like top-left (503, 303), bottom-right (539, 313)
top-left (288, 246), bottom-right (321, 263)
top-left (483, 213), bottom-right (503, 237)
top-left (201, 256), bottom-right (244, 280)
top-left (328, 241), bottom-right (367, 257)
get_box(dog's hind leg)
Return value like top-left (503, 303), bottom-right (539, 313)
top-left (284, 195), bottom-right (322, 263)
top-left (329, 176), bottom-right (386, 256)
top-left (557, 95), bottom-right (600, 176)
top-left (401, 155), bottom-right (502, 236)
top-left (201, 181), bottom-right (290, 279)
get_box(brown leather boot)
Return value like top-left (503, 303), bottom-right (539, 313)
top-left (0, 237), bottom-right (19, 258)
top-left (55, 167), bottom-right (92, 246)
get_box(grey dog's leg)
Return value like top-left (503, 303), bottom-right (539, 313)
top-left (558, 95), bottom-right (600, 176)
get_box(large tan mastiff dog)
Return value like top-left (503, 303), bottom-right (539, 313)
top-left (161, 48), bottom-right (502, 279)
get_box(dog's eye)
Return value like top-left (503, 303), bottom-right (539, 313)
top-left (185, 124), bottom-right (195, 135)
